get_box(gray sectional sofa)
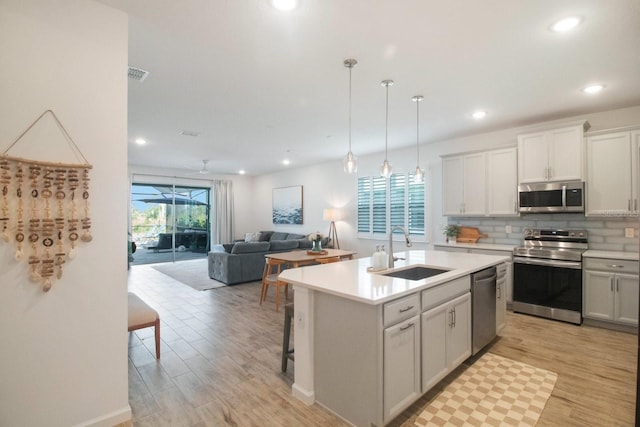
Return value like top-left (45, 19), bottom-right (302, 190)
top-left (207, 231), bottom-right (329, 285)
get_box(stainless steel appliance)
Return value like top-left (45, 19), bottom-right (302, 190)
top-left (471, 266), bottom-right (497, 355)
top-left (518, 181), bottom-right (585, 213)
top-left (513, 228), bottom-right (588, 324)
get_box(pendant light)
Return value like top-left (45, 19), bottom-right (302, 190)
top-left (343, 59), bottom-right (358, 174)
top-left (380, 79), bottom-right (394, 179)
top-left (412, 95), bottom-right (424, 183)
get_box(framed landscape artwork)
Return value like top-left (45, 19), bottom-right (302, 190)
top-left (273, 185), bottom-right (303, 224)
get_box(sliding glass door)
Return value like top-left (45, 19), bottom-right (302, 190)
top-left (130, 183), bottom-right (210, 265)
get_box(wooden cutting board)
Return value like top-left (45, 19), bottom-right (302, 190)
top-left (456, 226), bottom-right (488, 243)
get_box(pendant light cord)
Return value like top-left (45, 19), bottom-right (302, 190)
top-left (348, 64), bottom-right (352, 152)
top-left (416, 98), bottom-right (420, 164)
top-left (384, 83), bottom-right (389, 160)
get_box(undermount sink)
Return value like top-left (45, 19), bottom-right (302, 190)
top-left (381, 266), bottom-right (450, 281)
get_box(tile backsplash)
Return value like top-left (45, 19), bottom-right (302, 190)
top-left (448, 214), bottom-right (639, 252)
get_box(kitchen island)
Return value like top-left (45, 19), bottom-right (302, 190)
top-left (279, 249), bottom-right (509, 427)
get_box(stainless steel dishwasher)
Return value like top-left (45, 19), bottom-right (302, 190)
top-left (471, 266), bottom-right (497, 355)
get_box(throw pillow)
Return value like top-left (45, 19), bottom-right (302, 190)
top-left (244, 232), bottom-right (262, 242)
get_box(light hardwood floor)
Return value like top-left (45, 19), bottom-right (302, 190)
top-left (128, 262), bottom-right (637, 426)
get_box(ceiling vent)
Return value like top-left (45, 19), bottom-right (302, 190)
top-left (128, 66), bottom-right (149, 82)
top-left (179, 130), bottom-right (200, 137)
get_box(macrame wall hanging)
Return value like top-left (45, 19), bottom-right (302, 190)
top-left (1, 110), bottom-right (93, 292)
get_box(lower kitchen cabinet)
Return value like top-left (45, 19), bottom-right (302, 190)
top-left (383, 315), bottom-right (421, 421)
top-left (421, 292), bottom-right (471, 392)
top-left (583, 257), bottom-right (639, 327)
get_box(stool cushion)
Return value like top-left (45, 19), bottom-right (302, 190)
top-left (128, 292), bottom-right (158, 328)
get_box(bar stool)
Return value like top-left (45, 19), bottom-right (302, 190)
top-left (261, 257), bottom-right (289, 312)
top-left (282, 302), bottom-right (295, 372)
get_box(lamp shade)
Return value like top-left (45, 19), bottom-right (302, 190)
top-left (323, 208), bottom-right (342, 222)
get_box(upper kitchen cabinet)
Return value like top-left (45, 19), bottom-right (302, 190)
top-left (442, 152), bottom-right (486, 216)
top-left (517, 122), bottom-right (589, 184)
top-left (442, 147), bottom-right (518, 217)
top-left (586, 129), bottom-right (640, 216)
top-left (487, 147), bottom-right (518, 216)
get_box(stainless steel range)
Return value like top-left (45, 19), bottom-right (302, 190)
top-left (512, 228), bottom-right (588, 325)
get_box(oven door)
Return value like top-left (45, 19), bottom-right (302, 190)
top-left (513, 256), bottom-right (582, 324)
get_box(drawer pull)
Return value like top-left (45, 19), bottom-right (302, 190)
top-left (400, 322), bottom-right (414, 331)
top-left (607, 264), bottom-right (624, 268)
top-left (399, 305), bottom-right (414, 313)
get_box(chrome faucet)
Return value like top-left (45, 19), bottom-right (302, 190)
top-left (388, 225), bottom-right (412, 268)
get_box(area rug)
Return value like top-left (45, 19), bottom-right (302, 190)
top-left (152, 258), bottom-right (227, 291)
top-left (415, 352), bottom-right (557, 427)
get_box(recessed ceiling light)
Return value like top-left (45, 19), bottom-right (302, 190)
top-left (135, 138), bottom-right (146, 145)
top-left (270, 0), bottom-right (298, 11)
top-left (238, 170), bottom-right (246, 175)
top-left (551, 16), bottom-right (581, 32)
top-left (582, 84), bottom-right (605, 94)
top-left (472, 111), bottom-right (487, 120)
top-left (282, 159), bottom-right (291, 165)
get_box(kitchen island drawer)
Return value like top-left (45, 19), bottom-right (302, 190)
top-left (584, 258), bottom-right (639, 274)
top-left (421, 276), bottom-right (470, 312)
top-left (384, 293), bottom-right (420, 327)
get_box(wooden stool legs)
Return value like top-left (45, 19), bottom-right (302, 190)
top-left (282, 303), bottom-right (295, 372)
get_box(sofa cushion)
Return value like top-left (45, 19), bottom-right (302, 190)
top-left (286, 233), bottom-right (305, 240)
top-left (222, 243), bottom-right (234, 253)
top-left (269, 240), bottom-right (299, 251)
top-left (270, 231), bottom-right (288, 241)
top-left (258, 231), bottom-right (273, 241)
top-left (297, 239), bottom-right (312, 249)
top-left (231, 241), bottom-right (271, 254)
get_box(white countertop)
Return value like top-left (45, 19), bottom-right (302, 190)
top-left (583, 250), bottom-right (639, 261)
top-left (433, 241), bottom-right (516, 252)
top-left (279, 250), bottom-right (509, 305)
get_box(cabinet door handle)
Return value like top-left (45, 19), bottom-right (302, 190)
top-left (448, 309), bottom-right (454, 328)
top-left (497, 283), bottom-right (501, 299)
top-left (399, 322), bottom-right (414, 331)
top-left (399, 305), bottom-right (414, 313)
top-left (616, 277), bottom-right (619, 292)
top-left (610, 277), bottom-right (614, 292)
top-left (452, 307), bottom-right (456, 328)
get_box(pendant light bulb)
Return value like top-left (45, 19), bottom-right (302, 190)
top-left (380, 79), bottom-right (394, 179)
top-left (412, 95), bottom-right (424, 183)
top-left (343, 58), bottom-right (358, 174)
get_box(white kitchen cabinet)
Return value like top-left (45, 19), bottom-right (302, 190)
top-left (518, 124), bottom-right (586, 184)
top-left (586, 130), bottom-right (640, 216)
top-left (442, 147), bottom-right (518, 217)
top-left (442, 152), bottom-right (486, 216)
top-left (421, 292), bottom-right (471, 392)
top-left (487, 147), bottom-right (519, 215)
top-left (384, 315), bottom-right (421, 422)
top-left (583, 257), bottom-right (639, 327)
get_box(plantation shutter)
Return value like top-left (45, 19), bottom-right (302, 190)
top-left (357, 177), bottom-right (371, 233)
top-left (372, 176), bottom-right (387, 234)
top-left (389, 173), bottom-right (405, 232)
top-left (408, 173), bottom-right (425, 235)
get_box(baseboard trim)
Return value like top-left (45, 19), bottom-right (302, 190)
top-left (72, 406), bottom-right (132, 427)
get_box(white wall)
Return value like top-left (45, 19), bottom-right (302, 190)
top-left (250, 105), bottom-right (640, 258)
top-left (0, 1), bottom-right (130, 426)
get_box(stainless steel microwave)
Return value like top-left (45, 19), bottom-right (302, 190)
top-left (518, 181), bottom-right (585, 213)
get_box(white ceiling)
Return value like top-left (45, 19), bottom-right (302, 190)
top-left (97, 0), bottom-right (640, 176)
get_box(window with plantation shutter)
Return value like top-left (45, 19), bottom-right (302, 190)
top-left (357, 172), bottom-right (426, 239)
